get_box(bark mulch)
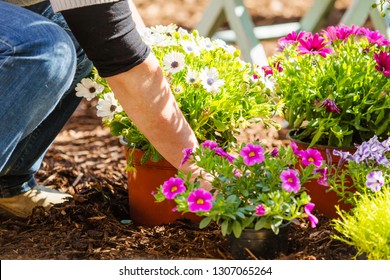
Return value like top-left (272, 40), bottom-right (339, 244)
top-left (0, 100), bottom-right (357, 260)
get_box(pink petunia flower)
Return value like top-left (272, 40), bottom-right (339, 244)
top-left (214, 147), bottom-right (235, 163)
top-left (162, 177), bottom-right (186, 200)
top-left (314, 167), bottom-right (328, 186)
top-left (300, 148), bottom-right (323, 167)
top-left (187, 189), bottom-right (213, 212)
top-left (255, 204), bottom-right (266, 216)
top-left (239, 143), bottom-right (265, 166)
top-left (298, 33), bottom-right (334, 58)
top-left (202, 140), bottom-right (218, 150)
top-left (180, 148), bottom-right (193, 166)
top-left (290, 141), bottom-right (302, 157)
top-left (304, 203), bottom-right (318, 228)
top-left (280, 169), bottom-right (301, 193)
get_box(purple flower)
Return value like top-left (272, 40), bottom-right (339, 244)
top-left (280, 169), bottom-right (301, 193)
top-left (304, 203), bottom-right (318, 228)
top-left (374, 51), bottom-right (390, 76)
top-left (255, 204), bottom-right (266, 216)
top-left (298, 33), bottom-right (334, 58)
top-left (261, 65), bottom-right (273, 76)
top-left (180, 148), bottom-right (193, 166)
top-left (214, 147), bottom-right (235, 163)
top-left (300, 148), bottom-right (323, 167)
top-left (239, 143), bottom-right (265, 166)
top-left (162, 177), bottom-right (186, 200)
top-left (202, 140), bottom-right (218, 150)
top-left (271, 148), bottom-right (279, 157)
top-left (366, 171), bottom-right (384, 192)
top-left (320, 99), bottom-right (342, 113)
top-left (315, 167), bottom-right (328, 186)
top-left (187, 189), bottom-right (213, 212)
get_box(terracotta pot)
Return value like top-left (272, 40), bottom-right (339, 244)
top-left (288, 131), bottom-right (356, 218)
top-left (228, 226), bottom-right (289, 260)
top-left (121, 139), bottom-right (201, 226)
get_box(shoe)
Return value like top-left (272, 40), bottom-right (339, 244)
top-left (0, 185), bottom-right (73, 218)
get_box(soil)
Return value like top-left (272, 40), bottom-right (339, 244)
top-left (0, 0), bottom-right (360, 260)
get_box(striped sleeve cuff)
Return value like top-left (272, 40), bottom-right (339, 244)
top-left (50, 0), bottom-right (120, 12)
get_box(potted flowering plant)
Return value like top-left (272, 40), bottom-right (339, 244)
top-left (268, 25), bottom-right (390, 148)
top-left (80, 24), bottom-right (276, 163)
top-left (76, 24), bottom-right (276, 226)
top-left (154, 140), bottom-right (328, 258)
top-left (328, 135), bottom-right (390, 207)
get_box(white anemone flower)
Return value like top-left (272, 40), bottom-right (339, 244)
top-left (200, 67), bottom-right (225, 93)
top-left (198, 37), bottom-right (214, 51)
top-left (75, 78), bottom-right (104, 101)
top-left (181, 40), bottom-right (200, 56)
top-left (96, 92), bottom-right (123, 121)
top-left (186, 68), bottom-right (200, 84)
top-left (163, 52), bottom-right (186, 74)
top-left (150, 24), bottom-right (177, 35)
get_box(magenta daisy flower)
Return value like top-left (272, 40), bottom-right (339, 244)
top-left (180, 148), bottom-right (193, 166)
top-left (374, 51), bottom-right (390, 76)
top-left (322, 25), bottom-right (356, 42)
top-left (280, 169), bottom-right (301, 193)
top-left (320, 99), bottom-right (342, 113)
top-left (300, 148), bottom-right (323, 167)
top-left (298, 33), bottom-right (333, 58)
top-left (304, 203), bottom-right (318, 228)
top-left (239, 143), bottom-right (265, 166)
top-left (255, 204), bottom-right (266, 216)
top-left (161, 177), bottom-right (186, 200)
top-left (187, 189), bottom-right (213, 212)
top-left (360, 27), bottom-right (390, 46)
top-left (277, 30), bottom-right (309, 50)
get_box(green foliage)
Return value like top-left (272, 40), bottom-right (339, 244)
top-left (269, 26), bottom-right (390, 147)
top-left (373, 1), bottom-right (390, 17)
top-left (155, 140), bottom-right (326, 237)
top-left (332, 186), bottom-right (390, 260)
top-left (90, 24), bottom-right (277, 163)
top-left (327, 136), bottom-right (390, 207)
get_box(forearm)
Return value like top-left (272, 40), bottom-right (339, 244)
top-left (105, 54), bottom-right (199, 173)
top-left (127, 0), bottom-right (145, 29)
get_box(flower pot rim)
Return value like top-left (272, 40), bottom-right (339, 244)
top-left (287, 129), bottom-right (357, 151)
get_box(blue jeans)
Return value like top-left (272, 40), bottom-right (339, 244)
top-left (0, 1), bottom-right (93, 197)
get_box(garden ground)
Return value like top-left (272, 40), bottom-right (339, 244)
top-left (0, 0), bottom-right (359, 260)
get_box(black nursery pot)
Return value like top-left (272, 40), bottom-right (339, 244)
top-left (228, 226), bottom-right (289, 260)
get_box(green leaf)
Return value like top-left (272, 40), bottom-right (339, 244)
top-left (232, 220), bottom-right (242, 238)
top-left (221, 220), bottom-right (229, 236)
top-left (199, 216), bottom-right (212, 229)
top-left (254, 218), bottom-right (267, 230)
